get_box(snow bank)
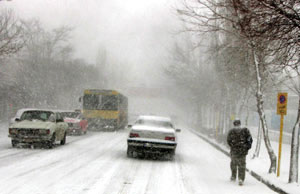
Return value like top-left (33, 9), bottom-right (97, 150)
top-left (191, 128), bottom-right (300, 194)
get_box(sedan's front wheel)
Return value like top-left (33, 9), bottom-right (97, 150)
top-left (48, 133), bottom-right (56, 149)
top-left (11, 140), bottom-right (18, 148)
top-left (60, 132), bottom-right (66, 145)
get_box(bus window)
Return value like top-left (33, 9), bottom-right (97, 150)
top-left (83, 94), bottom-right (99, 110)
top-left (100, 96), bottom-right (118, 110)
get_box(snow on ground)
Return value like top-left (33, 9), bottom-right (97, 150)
top-left (190, 125), bottom-right (300, 194)
top-left (247, 127), bottom-right (300, 194)
top-left (0, 123), bottom-right (276, 194)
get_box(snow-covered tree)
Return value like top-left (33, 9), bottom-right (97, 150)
top-left (175, 0), bottom-right (293, 174)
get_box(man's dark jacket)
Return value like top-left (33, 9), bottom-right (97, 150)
top-left (227, 127), bottom-right (252, 156)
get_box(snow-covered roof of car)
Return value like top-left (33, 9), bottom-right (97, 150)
top-left (14, 108), bottom-right (37, 118)
top-left (15, 108), bottom-right (64, 116)
top-left (137, 115), bottom-right (172, 122)
top-left (56, 110), bottom-right (76, 113)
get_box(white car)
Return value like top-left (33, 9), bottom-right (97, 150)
top-left (8, 109), bottom-right (68, 148)
top-left (127, 115), bottom-right (180, 159)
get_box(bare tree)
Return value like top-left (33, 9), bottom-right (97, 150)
top-left (229, 0), bottom-right (300, 182)
top-left (0, 9), bottom-right (24, 57)
top-left (0, 9), bottom-right (25, 118)
top-left (165, 35), bottom-right (219, 130)
top-left (8, 20), bottom-right (100, 109)
top-left (176, 0), bottom-right (284, 173)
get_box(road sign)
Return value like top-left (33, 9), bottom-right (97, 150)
top-left (276, 92), bottom-right (288, 177)
top-left (277, 93), bottom-right (288, 115)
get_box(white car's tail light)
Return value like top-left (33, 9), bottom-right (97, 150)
top-left (165, 136), bottom-right (175, 141)
top-left (129, 133), bottom-right (140, 138)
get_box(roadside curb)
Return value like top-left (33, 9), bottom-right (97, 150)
top-left (190, 129), bottom-right (289, 194)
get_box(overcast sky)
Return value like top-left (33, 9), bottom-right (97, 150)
top-left (3, 0), bottom-right (181, 87)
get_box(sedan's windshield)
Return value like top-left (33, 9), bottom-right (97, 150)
top-left (20, 111), bottom-right (53, 122)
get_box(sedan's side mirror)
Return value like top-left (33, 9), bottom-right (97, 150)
top-left (15, 118), bottom-right (20, 122)
top-left (176, 129), bottom-right (181, 133)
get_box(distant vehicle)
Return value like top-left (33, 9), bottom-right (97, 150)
top-left (8, 109), bottom-right (68, 148)
top-left (80, 89), bottom-right (128, 130)
top-left (127, 115), bottom-right (180, 159)
top-left (60, 110), bottom-right (88, 135)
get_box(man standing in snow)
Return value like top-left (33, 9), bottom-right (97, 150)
top-left (227, 119), bottom-right (252, 186)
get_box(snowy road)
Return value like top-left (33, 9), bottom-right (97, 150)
top-left (0, 127), bottom-right (276, 194)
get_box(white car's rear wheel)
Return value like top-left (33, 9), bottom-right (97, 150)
top-left (166, 150), bottom-right (175, 160)
top-left (127, 145), bottom-right (134, 157)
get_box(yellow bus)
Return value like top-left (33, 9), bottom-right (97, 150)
top-left (80, 89), bottom-right (128, 130)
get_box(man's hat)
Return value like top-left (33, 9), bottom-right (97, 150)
top-left (233, 119), bottom-right (241, 126)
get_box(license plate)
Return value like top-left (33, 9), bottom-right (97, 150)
top-left (144, 143), bottom-right (151, 147)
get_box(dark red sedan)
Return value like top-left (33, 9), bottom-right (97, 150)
top-left (60, 110), bottom-right (88, 135)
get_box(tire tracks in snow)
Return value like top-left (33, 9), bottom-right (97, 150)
top-left (0, 133), bottom-right (90, 165)
top-left (13, 134), bottom-right (118, 180)
top-left (0, 132), bottom-right (127, 194)
top-left (97, 155), bottom-right (143, 194)
top-left (1, 134), bottom-right (99, 180)
top-left (72, 144), bottom-right (133, 193)
top-left (140, 156), bottom-right (188, 194)
top-left (174, 154), bottom-right (189, 194)
top-left (116, 158), bottom-right (142, 194)
top-left (122, 158), bottom-right (154, 194)
top-left (59, 137), bottom-right (124, 178)
top-left (43, 133), bottom-right (128, 193)
top-left (143, 160), bottom-right (159, 194)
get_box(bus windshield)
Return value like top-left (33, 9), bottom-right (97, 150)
top-left (83, 94), bottom-right (118, 110)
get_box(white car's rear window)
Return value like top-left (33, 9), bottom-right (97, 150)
top-left (135, 119), bottom-right (173, 128)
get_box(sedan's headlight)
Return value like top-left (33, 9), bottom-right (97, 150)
top-left (68, 123), bottom-right (80, 129)
top-left (9, 128), bottom-right (17, 135)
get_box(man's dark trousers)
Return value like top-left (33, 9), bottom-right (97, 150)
top-left (230, 154), bottom-right (246, 181)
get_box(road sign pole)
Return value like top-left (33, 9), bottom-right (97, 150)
top-left (216, 111), bottom-right (219, 139)
top-left (277, 114), bottom-right (284, 177)
top-left (276, 92), bottom-right (287, 177)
